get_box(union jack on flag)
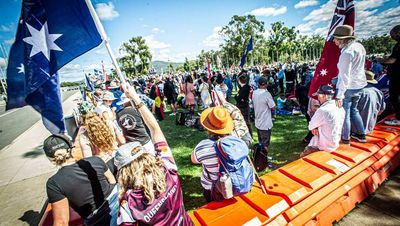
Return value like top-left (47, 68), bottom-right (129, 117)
top-left (308, 0), bottom-right (355, 97)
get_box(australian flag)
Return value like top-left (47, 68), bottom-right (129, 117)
top-left (240, 37), bottom-right (253, 68)
top-left (6, 0), bottom-right (102, 134)
top-left (308, 0), bottom-right (354, 97)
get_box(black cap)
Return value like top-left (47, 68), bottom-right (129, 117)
top-left (258, 76), bottom-right (268, 86)
top-left (313, 84), bottom-right (335, 96)
top-left (43, 134), bottom-right (72, 158)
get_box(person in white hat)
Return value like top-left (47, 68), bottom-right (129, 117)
top-left (96, 91), bottom-right (126, 146)
top-left (333, 25), bottom-right (368, 144)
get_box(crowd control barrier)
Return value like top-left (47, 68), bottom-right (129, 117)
top-left (38, 116), bottom-right (400, 226)
top-left (189, 116), bottom-right (400, 226)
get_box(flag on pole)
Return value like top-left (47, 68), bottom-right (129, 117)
top-left (85, 74), bottom-right (95, 91)
top-left (94, 69), bottom-right (104, 80)
top-left (240, 37), bottom-right (253, 68)
top-left (6, 0), bottom-right (102, 134)
top-left (207, 58), bottom-right (212, 79)
top-left (102, 61), bottom-right (109, 83)
top-left (308, 0), bottom-right (355, 97)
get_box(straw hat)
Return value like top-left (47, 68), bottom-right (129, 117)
top-left (200, 106), bottom-right (233, 135)
top-left (102, 91), bottom-right (117, 101)
top-left (333, 25), bottom-right (356, 39)
top-left (365, 71), bottom-right (377, 84)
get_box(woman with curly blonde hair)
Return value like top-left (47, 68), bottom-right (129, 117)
top-left (85, 112), bottom-right (120, 175)
top-left (115, 84), bottom-right (192, 226)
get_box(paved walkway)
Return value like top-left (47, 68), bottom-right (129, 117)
top-left (0, 92), bottom-right (80, 226)
top-left (0, 92), bottom-right (398, 225)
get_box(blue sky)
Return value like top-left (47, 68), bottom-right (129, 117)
top-left (0, 0), bottom-right (399, 81)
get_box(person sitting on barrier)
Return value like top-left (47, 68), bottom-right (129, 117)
top-left (191, 106), bottom-right (234, 202)
top-left (44, 134), bottom-right (118, 226)
top-left (301, 85), bottom-right (345, 157)
top-left (351, 71), bottom-right (386, 135)
top-left (115, 83), bottom-right (193, 226)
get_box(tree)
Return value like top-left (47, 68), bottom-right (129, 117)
top-left (118, 36), bottom-right (152, 77)
top-left (360, 35), bottom-right (395, 55)
top-left (219, 15), bottom-right (265, 66)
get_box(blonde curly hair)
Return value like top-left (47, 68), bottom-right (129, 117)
top-left (85, 112), bottom-right (116, 152)
top-left (117, 146), bottom-right (166, 203)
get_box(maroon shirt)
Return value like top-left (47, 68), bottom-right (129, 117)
top-left (117, 141), bottom-right (193, 226)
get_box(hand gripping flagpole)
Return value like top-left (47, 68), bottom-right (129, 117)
top-left (84, 0), bottom-right (126, 84)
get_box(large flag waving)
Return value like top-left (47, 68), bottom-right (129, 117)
top-left (308, 0), bottom-right (355, 97)
top-left (240, 37), bottom-right (253, 68)
top-left (6, 0), bottom-right (102, 134)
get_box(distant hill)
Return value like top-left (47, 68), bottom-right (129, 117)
top-left (151, 61), bottom-right (183, 74)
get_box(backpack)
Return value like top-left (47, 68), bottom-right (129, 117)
top-left (214, 136), bottom-right (254, 199)
top-left (252, 143), bottom-right (268, 172)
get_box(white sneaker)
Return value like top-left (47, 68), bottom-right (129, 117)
top-left (384, 119), bottom-right (400, 126)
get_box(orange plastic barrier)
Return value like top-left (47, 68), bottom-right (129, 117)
top-left (190, 117), bottom-right (400, 226)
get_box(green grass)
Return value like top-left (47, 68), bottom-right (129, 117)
top-left (158, 107), bottom-right (309, 210)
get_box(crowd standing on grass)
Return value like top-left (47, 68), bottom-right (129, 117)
top-left (43, 25), bottom-right (400, 225)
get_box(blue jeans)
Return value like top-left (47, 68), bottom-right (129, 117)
top-left (342, 89), bottom-right (365, 140)
top-left (84, 185), bottom-right (119, 226)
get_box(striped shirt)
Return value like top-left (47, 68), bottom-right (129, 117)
top-left (193, 139), bottom-right (219, 190)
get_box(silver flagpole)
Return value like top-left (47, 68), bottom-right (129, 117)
top-left (85, 0), bottom-right (126, 83)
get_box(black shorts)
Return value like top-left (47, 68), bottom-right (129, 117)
top-left (167, 96), bottom-right (176, 105)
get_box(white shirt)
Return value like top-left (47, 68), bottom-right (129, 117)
top-left (336, 41), bottom-right (368, 99)
top-left (252, 88), bottom-right (276, 130)
top-left (308, 100), bottom-right (345, 152)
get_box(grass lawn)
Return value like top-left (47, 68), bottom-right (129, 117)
top-left (158, 106), bottom-right (309, 210)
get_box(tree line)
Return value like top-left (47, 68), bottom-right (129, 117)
top-left (117, 15), bottom-right (395, 77)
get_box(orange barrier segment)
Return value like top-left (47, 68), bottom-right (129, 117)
top-left (192, 197), bottom-right (268, 226)
top-left (282, 154), bottom-right (376, 222)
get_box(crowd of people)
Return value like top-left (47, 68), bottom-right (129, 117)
top-left (42, 24), bottom-right (399, 225)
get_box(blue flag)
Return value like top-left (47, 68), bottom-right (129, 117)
top-left (240, 37), bottom-right (253, 68)
top-left (85, 74), bottom-right (95, 91)
top-left (6, 0), bottom-right (102, 134)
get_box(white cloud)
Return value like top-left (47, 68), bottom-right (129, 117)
top-left (144, 35), bottom-right (171, 49)
top-left (294, 0), bottom-right (319, 9)
top-left (95, 2), bottom-right (119, 21)
top-left (4, 38), bottom-right (14, 45)
top-left (0, 57), bottom-right (6, 68)
top-left (249, 6), bottom-right (287, 17)
top-left (0, 24), bottom-right (12, 32)
top-left (296, 0), bottom-right (392, 38)
top-left (151, 27), bottom-right (164, 34)
top-left (202, 26), bottom-right (224, 49)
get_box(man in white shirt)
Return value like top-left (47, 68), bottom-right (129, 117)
top-left (252, 77), bottom-right (276, 150)
top-left (333, 25), bottom-right (367, 144)
top-left (301, 85), bottom-right (345, 157)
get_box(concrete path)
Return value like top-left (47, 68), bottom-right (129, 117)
top-left (0, 92), bottom-right (80, 226)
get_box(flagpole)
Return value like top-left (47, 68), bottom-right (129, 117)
top-left (84, 0), bottom-right (126, 83)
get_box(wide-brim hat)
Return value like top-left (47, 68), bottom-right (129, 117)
top-left (200, 106), bottom-right (233, 135)
top-left (333, 25), bottom-right (356, 39)
top-left (102, 91), bottom-right (117, 100)
top-left (116, 94), bottom-right (130, 106)
top-left (365, 71), bottom-right (378, 84)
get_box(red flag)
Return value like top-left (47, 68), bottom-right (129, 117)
top-left (308, 0), bottom-right (355, 97)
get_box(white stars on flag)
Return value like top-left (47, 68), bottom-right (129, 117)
top-left (16, 63), bottom-right (25, 74)
top-left (23, 22), bottom-right (63, 61)
top-left (320, 69), bottom-right (328, 77)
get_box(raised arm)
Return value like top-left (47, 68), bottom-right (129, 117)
top-left (123, 84), bottom-right (166, 144)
